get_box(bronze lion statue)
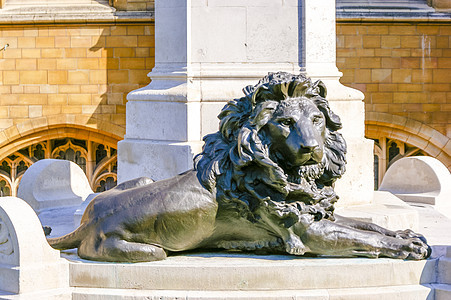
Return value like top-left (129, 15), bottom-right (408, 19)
top-left (48, 72), bottom-right (431, 262)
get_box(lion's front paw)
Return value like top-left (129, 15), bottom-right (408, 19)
top-left (395, 229), bottom-right (428, 244)
top-left (405, 238), bottom-right (432, 260)
top-left (383, 237), bottom-right (431, 260)
top-left (285, 236), bottom-right (308, 255)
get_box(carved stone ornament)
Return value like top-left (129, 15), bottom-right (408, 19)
top-left (0, 218), bottom-right (14, 260)
top-left (47, 72), bottom-right (431, 262)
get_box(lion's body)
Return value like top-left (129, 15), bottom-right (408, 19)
top-left (47, 72), bottom-right (430, 262)
top-left (48, 171), bottom-right (287, 261)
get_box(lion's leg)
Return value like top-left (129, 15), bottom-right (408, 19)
top-left (78, 237), bottom-right (167, 262)
top-left (298, 219), bottom-right (430, 260)
top-left (255, 208), bottom-right (309, 255)
top-left (334, 214), bottom-right (427, 242)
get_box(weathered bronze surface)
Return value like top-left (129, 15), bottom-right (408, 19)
top-left (47, 72), bottom-right (431, 262)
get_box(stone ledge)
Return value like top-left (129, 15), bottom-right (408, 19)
top-left (71, 285), bottom-right (432, 300)
top-left (65, 252), bottom-right (436, 291)
top-left (0, 7), bottom-right (153, 24)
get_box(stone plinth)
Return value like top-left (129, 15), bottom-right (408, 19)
top-left (118, 0), bottom-right (374, 208)
top-left (65, 252), bottom-right (436, 299)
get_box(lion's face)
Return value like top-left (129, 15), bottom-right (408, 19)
top-left (262, 97), bottom-right (326, 177)
top-left (195, 72), bottom-right (346, 221)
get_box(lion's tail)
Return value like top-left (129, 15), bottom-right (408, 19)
top-left (47, 223), bottom-right (88, 250)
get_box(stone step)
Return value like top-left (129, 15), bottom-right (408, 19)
top-left (71, 285), bottom-right (433, 300)
top-left (438, 257), bottom-right (451, 284)
top-left (0, 288), bottom-right (71, 300)
top-left (66, 252), bottom-right (437, 291)
top-left (432, 284), bottom-right (451, 300)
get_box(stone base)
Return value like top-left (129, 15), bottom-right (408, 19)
top-left (117, 139), bottom-right (204, 183)
top-left (63, 251), bottom-right (436, 300)
top-left (70, 285), bottom-right (432, 300)
top-left (336, 191), bottom-right (420, 231)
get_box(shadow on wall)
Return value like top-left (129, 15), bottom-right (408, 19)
top-left (87, 24), bottom-right (155, 132)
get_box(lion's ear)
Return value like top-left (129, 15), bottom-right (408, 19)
top-left (250, 101), bottom-right (278, 130)
top-left (308, 80), bottom-right (327, 98)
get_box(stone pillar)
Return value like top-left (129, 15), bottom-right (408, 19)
top-left (118, 0), bottom-right (374, 206)
top-left (302, 0), bottom-right (374, 206)
top-left (118, 0), bottom-right (303, 182)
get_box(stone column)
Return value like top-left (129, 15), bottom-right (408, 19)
top-left (118, 0), bottom-right (303, 182)
top-left (118, 0), bottom-right (374, 206)
top-left (302, 0), bottom-right (374, 206)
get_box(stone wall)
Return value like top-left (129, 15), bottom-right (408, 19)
top-left (337, 22), bottom-right (451, 170)
top-left (0, 23), bottom-right (154, 146)
top-left (111, 0), bottom-right (154, 11)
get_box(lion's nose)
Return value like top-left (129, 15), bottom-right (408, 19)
top-left (295, 130), bottom-right (320, 153)
top-left (300, 140), bottom-right (320, 152)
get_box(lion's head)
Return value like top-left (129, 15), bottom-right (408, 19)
top-left (194, 72), bottom-right (346, 223)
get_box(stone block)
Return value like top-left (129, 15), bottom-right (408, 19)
top-left (106, 36), bottom-right (138, 48)
top-left (17, 159), bottom-right (93, 211)
top-left (67, 254), bottom-right (436, 294)
top-left (42, 48), bottom-right (64, 58)
top-left (70, 36), bottom-right (92, 48)
top-left (68, 71), bottom-right (90, 84)
top-left (125, 100), bottom-right (201, 142)
top-left (38, 58), bottom-right (57, 70)
top-left (3, 71), bottom-right (19, 85)
top-left (379, 156), bottom-right (451, 208)
top-left (55, 36), bottom-right (71, 48)
top-left (9, 106), bottom-right (28, 118)
top-left (117, 139), bottom-right (203, 182)
top-left (49, 70), bottom-right (68, 85)
top-left (336, 191), bottom-right (419, 231)
top-left (57, 58), bottom-right (78, 70)
top-left (36, 36), bottom-right (55, 48)
top-left (19, 71), bottom-right (47, 84)
top-left (0, 197), bottom-right (69, 295)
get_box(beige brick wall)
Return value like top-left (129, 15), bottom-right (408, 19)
top-left (112, 0), bottom-right (154, 11)
top-left (337, 23), bottom-right (450, 137)
top-left (337, 22), bottom-right (451, 168)
top-left (0, 23), bottom-right (154, 145)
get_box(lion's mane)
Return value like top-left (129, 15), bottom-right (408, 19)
top-left (194, 72), bottom-right (347, 225)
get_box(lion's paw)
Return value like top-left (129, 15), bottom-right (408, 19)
top-left (405, 237), bottom-right (432, 260)
top-left (384, 237), bottom-right (431, 260)
top-left (395, 229), bottom-right (428, 244)
top-left (285, 237), bottom-right (308, 255)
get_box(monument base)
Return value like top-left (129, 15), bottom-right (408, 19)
top-left (1, 194), bottom-right (450, 299)
top-left (63, 251), bottom-right (437, 300)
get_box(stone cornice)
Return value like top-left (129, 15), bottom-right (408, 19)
top-left (0, 6), bottom-right (154, 25)
top-left (337, 11), bottom-right (451, 23)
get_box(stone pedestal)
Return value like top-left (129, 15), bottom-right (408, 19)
top-left (118, 0), bottom-right (374, 207)
top-left (0, 197), bottom-right (69, 298)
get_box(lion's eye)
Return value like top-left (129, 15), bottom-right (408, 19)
top-left (279, 119), bottom-right (293, 126)
top-left (312, 115), bottom-right (323, 126)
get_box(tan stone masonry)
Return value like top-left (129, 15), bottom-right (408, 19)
top-left (0, 23), bottom-right (154, 153)
top-left (337, 22), bottom-right (451, 170)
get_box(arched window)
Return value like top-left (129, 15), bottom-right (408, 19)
top-left (0, 137), bottom-right (118, 196)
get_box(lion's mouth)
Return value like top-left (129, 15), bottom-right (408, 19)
top-left (303, 157), bottom-right (319, 165)
top-left (286, 162), bottom-right (325, 184)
